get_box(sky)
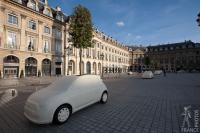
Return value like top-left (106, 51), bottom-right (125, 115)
top-left (48, 0), bottom-right (200, 46)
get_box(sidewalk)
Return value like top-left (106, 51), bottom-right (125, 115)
top-left (0, 76), bottom-right (59, 89)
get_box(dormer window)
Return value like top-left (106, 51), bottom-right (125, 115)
top-left (40, 0), bottom-right (45, 3)
top-left (45, 8), bottom-right (51, 16)
top-left (29, 0), bottom-right (36, 10)
top-left (13, 0), bottom-right (22, 4)
top-left (56, 14), bottom-right (62, 21)
top-left (28, 20), bottom-right (36, 30)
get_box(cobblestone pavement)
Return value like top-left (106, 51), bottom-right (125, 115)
top-left (0, 73), bottom-right (199, 133)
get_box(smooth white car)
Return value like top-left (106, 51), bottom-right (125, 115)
top-left (154, 70), bottom-right (163, 75)
top-left (142, 71), bottom-right (154, 79)
top-left (24, 75), bottom-right (108, 125)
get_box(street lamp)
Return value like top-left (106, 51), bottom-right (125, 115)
top-left (100, 53), bottom-right (104, 78)
top-left (118, 58), bottom-right (121, 76)
top-left (196, 12), bottom-right (200, 26)
top-left (66, 46), bottom-right (72, 75)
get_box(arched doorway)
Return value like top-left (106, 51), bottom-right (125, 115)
top-left (93, 62), bottom-right (97, 75)
top-left (42, 59), bottom-right (51, 76)
top-left (68, 60), bottom-right (75, 75)
top-left (25, 57), bottom-right (37, 77)
top-left (3, 55), bottom-right (19, 78)
top-left (86, 61), bottom-right (91, 74)
top-left (98, 63), bottom-right (101, 74)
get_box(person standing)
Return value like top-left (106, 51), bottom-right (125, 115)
top-left (163, 69), bottom-right (166, 77)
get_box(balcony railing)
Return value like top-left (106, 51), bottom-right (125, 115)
top-left (4, 44), bottom-right (18, 49)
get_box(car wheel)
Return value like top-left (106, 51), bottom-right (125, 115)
top-left (53, 105), bottom-right (71, 124)
top-left (100, 92), bottom-right (108, 104)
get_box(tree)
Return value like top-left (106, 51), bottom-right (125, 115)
top-left (69, 5), bottom-right (93, 75)
top-left (144, 56), bottom-right (150, 66)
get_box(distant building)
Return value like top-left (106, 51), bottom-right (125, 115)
top-left (128, 46), bottom-right (145, 72)
top-left (146, 41), bottom-right (200, 72)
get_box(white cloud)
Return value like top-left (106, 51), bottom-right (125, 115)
top-left (116, 21), bottom-right (125, 27)
top-left (135, 35), bottom-right (142, 39)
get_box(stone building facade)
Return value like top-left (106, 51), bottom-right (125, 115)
top-left (146, 41), bottom-right (200, 72)
top-left (66, 28), bottom-right (130, 75)
top-left (128, 47), bottom-right (145, 72)
top-left (0, 0), bottom-right (130, 78)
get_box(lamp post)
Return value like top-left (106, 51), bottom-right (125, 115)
top-left (197, 12), bottom-right (200, 26)
top-left (66, 46), bottom-right (72, 75)
top-left (100, 53), bottom-right (104, 78)
top-left (118, 58), bottom-right (121, 76)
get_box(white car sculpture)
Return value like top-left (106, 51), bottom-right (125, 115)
top-left (154, 70), bottom-right (163, 75)
top-left (142, 71), bottom-right (154, 79)
top-left (24, 75), bottom-right (108, 125)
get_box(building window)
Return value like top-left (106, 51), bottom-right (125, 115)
top-left (27, 36), bottom-right (36, 51)
top-left (97, 51), bottom-right (100, 59)
top-left (44, 26), bottom-right (50, 34)
top-left (55, 40), bottom-right (61, 53)
top-left (44, 40), bottom-right (49, 53)
top-left (8, 14), bottom-right (18, 25)
top-left (86, 48), bottom-right (90, 57)
top-left (28, 20), bottom-right (36, 30)
top-left (55, 29), bottom-right (61, 38)
top-left (7, 31), bottom-right (17, 49)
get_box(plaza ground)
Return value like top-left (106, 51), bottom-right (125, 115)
top-left (0, 73), bottom-right (199, 133)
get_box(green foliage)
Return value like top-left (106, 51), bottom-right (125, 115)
top-left (69, 5), bottom-right (93, 49)
top-left (144, 56), bottom-right (151, 66)
top-left (68, 5), bottom-right (93, 75)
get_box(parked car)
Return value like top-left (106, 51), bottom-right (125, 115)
top-left (142, 71), bottom-right (154, 79)
top-left (127, 71), bottom-right (133, 75)
top-left (24, 75), bottom-right (108, 125)
top-left (154, 70), bottom-right (163, 75)
top-left (177, 70), bottom-right (186, 73)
